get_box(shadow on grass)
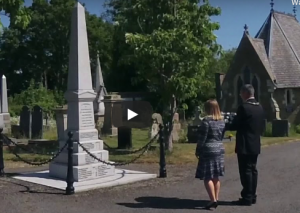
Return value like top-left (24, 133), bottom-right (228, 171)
top-left (117, 196), bottom-right (237, 210)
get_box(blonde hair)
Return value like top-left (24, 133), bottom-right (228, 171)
top-left (204, 99), bottom-right (222, 120)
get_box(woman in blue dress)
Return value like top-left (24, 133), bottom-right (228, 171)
top-left (195, 99), bottom-right (225, 210)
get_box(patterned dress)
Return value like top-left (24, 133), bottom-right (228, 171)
top-left (195, 116), bottom-right (225, 180)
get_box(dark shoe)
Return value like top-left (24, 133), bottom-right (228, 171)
top-left (0, 169), bottom-right (5, 177)
top-left (204, 201), bottom-right (218, 210)
top-left (239, 198), bottom-right (256, 204)
top-left (237, 198), bottom-right (252, 206)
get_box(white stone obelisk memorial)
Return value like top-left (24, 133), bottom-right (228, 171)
top-left (1, 75), bottom-right (10, 133)
top-left (93, 52), bottom-right (107, 117)
top-left (49, 2), bottom-right (115, 181)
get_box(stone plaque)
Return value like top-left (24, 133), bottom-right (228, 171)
top-left (98, 165), bottom-right (109, 176)
top-left (78, 168), bottom-right (93, 180)
top-left (79, 102), bottom-right (94, 129)
top-left (85, 153), bottom-right (101, 164)
top-left (72, 141), bottom-right (102, 153)
top-left (77, 165), bottom-right (110, 180)
top-left (80, 131), bottom-right (98, 140)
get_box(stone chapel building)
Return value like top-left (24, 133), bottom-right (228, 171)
top-left (217, 9), bottom-right (300, 124)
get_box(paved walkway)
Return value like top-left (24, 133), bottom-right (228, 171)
top-left (1, 142), bottom-right (300, 213)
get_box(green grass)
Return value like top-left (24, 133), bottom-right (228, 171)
top-left (3, 127), bottom-right (300, 168)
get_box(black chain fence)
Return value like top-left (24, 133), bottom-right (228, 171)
top-left (78, 133), bottom-right (159, 166)
top-left (1, 132), bottom-right (159, 167)
top-left (103, 134), bottom-right (159, 155)
top-left (2, 135), bottom-right (67, 166)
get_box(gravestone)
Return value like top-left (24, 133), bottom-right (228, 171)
top-left (171, 113), bottom-right (181, 142)
top-left (149, 113), bottom-right (163, 139)
top-left (193, 106), bottom-right (203, 126)
top-left (102, 94), bottom-right (122, 136)
top-left (187, 125), bottom-right (201, 143)
top-left (19, 106), bottom-right (31, 138)
top-left (31, 105), bottom-right (43, 139)
top-left (54, 106), bottom-right (68, 141)
top-left (272, 119), bottom-right (289, 137)
top-left (117, 126), bottom-right (132, 149)
top-left (49, 3), bottom-right (115, 182)
top-left (150, 119), bottom-right (159, 139)
top-left (1, 75), bottom-right (10, 134)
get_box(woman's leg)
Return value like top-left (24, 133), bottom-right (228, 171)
top-left (204, 179), bottom-right (216, 202)
top-left (212, 178), bottom-right (220, 201)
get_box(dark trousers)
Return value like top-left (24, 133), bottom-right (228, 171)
top-left (0, 140), bottom-right (4, 170)
top-left (237, 154), bottom-right (258, 202)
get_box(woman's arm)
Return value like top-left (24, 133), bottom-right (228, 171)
top-left (195, 120), bottom-right (209, 157)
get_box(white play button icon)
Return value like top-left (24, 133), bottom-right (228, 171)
top-left (127, 109), bottom-right (138, 120)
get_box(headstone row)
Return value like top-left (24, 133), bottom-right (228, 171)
top-left (20, 105), bottom-right (43, 139)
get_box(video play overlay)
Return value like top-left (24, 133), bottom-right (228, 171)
top-left (111, 101), bottom-right (153, 128)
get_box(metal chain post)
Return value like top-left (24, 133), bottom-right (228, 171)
top-left (0, 128), bottom-right (5, 177)
top-left (66, 131), bottom-right (75, 195)
top-left (159, 124), bottom-right (167, 178)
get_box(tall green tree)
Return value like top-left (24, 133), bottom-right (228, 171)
top-left (0, 0), bottom-right (113, 95)
top-left (0, 0), bottom-right (30, 27)
top-left (110, 0), bottom-right (221, 150)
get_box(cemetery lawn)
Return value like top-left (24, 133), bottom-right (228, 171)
top-left (3, 128), bottom-right (300, 168)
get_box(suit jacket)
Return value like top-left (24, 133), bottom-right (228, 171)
top-left (228, 98), bottom-right (265, 155)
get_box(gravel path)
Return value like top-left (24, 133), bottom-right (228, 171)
top-left (1, 141), bottom-right (300, 213)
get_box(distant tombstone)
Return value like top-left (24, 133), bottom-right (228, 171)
top-left (272, 119), bottom-right (289, 137)
top-left (171, 113), bottom-right (181, 142)
top-left (118, 126), bottom-right (132, 149)
top-left (19, 106), bottom-right (31, 138)
top-left (193, 106), bottom-right (202, 126)
top-left (32, 105), bottom-right (43, 139)
top-left (150, 113), bottom-right (163, 139)
top-left (187, 125), bottom-right (201, 143)
top-left (152, 113), bottom-right (163, 125)
top-left (150, 119), bottom-right (159, 139)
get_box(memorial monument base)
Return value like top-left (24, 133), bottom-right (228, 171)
top-left (2, 113), bottom-right (11, 134)
top-left (13, 169), bottom-right (157, 193)
top-left (49, 162), bottom-right (115, 182)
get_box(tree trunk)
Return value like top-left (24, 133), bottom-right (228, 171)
top-left (164, 94), bottom-right (177, 152)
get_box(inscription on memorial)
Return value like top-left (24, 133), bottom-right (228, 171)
top-left (80, 142), bottom-right (98, 151)
top-left (79, 102), bottom-right (94, 129)
top-left (84, 153), bottom-right (102, 164)
top-left (80, 131), bottom-right (98, 140)
top-left (97, 165), bottom-right (109, 177)
top-left (78, 168), bottom-right (93, 180)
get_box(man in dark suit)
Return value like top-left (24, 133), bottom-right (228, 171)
top-left (228, 84), bottom-right (265, 206)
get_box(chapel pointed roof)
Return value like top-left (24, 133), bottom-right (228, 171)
top-left (254, 10), bottom-right (300, 88)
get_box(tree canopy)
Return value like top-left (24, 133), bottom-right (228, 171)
top-left (0, 0), bottom-right (30, 28)
top-left (1, 0), bottom-right (235, 135)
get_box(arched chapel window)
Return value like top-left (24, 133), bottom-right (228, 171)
top-left (237, 76), bottom-right (243, 105)
top-left (286, 90), bottom-right (291, 105)
top-left (243, 66), bottom-right (251, 84)
top-left (252, 75), bottom-right (259, 101)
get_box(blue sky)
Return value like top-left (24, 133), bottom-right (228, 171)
top-left (0, 0), bottom-right (297, 50)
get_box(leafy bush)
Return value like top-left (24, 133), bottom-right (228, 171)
top-left (9, 80), bottom-right (63, 117)
top-left (295, 125), bottom-right (300, 134)
top-left (263, 122), bottom-right (272, 137)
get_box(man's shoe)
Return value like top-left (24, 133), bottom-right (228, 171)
top-left (237, 198), bottom-right (252, 206)
top-left (0, 169), bottom-right (5, 177)
top-left (239, 198), bottom-right (256, 204)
